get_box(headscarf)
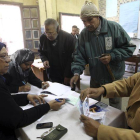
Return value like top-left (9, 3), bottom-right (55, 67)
top-left (10, 48), bottom-right (35, 78)
top-left (80, 1), bottom-right (100, 18)
top-left (0, 42), bottom-right (6, 81)
top-left (0, 42), bottom-right (6, 51)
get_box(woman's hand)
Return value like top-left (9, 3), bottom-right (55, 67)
top-left (19, 85), bottom-right (31, 92)
top-left (27, 94), bottom-right (48, 106)
top-left (48, 99), bottom-right (65, 111)
top-left (42, 81), bottom-right (49, 89)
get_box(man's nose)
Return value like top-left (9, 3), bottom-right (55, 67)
top-left (5, 57), bottom-right (11, 63)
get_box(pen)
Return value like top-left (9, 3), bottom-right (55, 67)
top-left (55, 99), bottom-right (62, 102)
top-left (22, 81), bottom-right (26, 85)
top-left (41, 91), bottom-right (57, 96)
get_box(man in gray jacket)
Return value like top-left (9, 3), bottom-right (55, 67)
top-left (70, 1), bottom-right (136, 109)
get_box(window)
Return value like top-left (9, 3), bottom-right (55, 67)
top-left (22, 6), bottom-right (41, 51)
top-left (59, 12), bottom-right (84, 34)
top-left (0, 4), bottom-right (24, 55)
top-left (0, 3), bottom-right (41, 54)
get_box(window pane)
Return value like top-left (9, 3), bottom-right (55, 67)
top-left (33, 30), bottom-right (39, 39)
top-left (0, 4), bottom-right (24, 55)
top-left (31, 8), bottom-right (38, 18)
top-left (25, 30), bottom-right (32, 39)
top-left (24, 19), bottom-right (31, 29)
top-left (23, 8), bottom-right (30, 18)
top-left (34, 40), bottom-right (39, 49)
top-left (26, 40), bottom-right (33, 49)
top-left (32, 19), bottom-right (38, 28)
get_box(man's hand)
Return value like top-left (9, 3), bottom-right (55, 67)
top-left (99, 54), bottom-right (111, 64)
top-left (19, 85), bottom-right (31, 92)
top-left (64, 77), bottom-right (70, 86)
top-left (70, 75), bottom-right (80, 89)
top-left (48, 99), bottom-right (65, 111)
top-left (80, 115), bottom-right (101, 138)
top-left (43, 60), bottom-right (50, 68)
top-left (27, 94), bottom-right (48, 106)
top-left (80, 87), bottom-right (105, 101)
top-left (42, 81), bottom-right (49, 89)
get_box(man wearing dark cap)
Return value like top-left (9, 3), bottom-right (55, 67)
top-left (70, 1), bottom-right (136, 109)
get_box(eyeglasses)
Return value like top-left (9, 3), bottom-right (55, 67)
top-left (0, 55), bottom-right (10, 62)
top-left (45, 31), bottom-right (56, 36)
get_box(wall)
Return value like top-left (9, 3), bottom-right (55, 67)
top-left (0, 0), bottom-right (38, 5)
top-left (38, 0), bottom-right (99, 26)
top-left (99, 0), bottom-right (137, 23)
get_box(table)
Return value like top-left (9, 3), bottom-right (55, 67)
top-left (32, 59), bottom-right (80, 88)
top-left (16, 83), bottom-right (125, 140)
top-left (125, 55), bottom-right (140, 73)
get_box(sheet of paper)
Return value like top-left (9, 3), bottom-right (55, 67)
top-left (88, 112), bottom-right (105, 120)
top-left (83, 97), bottom-right (89, 116)
top-left (119, 1), bottom-right (140, 33)
top-left (44, 82), bottom-right (71, 96)
top-left (77, 97), bottom-right (89, 116)
top-left (67, 95), bottom-right (79, 106)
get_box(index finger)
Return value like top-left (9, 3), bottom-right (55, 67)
top-left (80, 90), bottom-right (87, 101)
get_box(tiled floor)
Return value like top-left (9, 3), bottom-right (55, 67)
top-left (80, 74), bottom-right (129, 112)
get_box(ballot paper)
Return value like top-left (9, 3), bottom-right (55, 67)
top-left (78, 97), bottom-right (89, 116)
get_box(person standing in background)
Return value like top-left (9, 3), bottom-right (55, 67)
top-left (39, 19), bottom-right (75, 85)
top-left (70, 1), bottom-right (136, 109)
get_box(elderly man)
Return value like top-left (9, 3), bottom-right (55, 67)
top-left (70, 1), bottom-right (136, 109)
top-left (0, 42), bottom-right (65, 140)
top-left (80, 72), bottom-right (140, 140)
top-left (38, 18), bottom-right (75, 85)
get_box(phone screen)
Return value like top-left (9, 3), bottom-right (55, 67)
top-left (36, 122), bottom-right (53, 129)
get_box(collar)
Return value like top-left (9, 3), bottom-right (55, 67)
top-left (94, 19), bottom-right (101, 35)
top-left (99, 16), bottom-right (108, 34)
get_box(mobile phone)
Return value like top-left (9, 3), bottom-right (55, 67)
top-left (71, 83), bottom-right (75, 91)
top-left (36, 122), bottom-right (53, 129)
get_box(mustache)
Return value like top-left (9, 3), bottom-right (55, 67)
top-left (87, 25), bottom-right (94, 29)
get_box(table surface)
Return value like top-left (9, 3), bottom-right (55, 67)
top-left (16, 83), bottom-right (125, 140)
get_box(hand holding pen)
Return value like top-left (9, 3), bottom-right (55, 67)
top-left (48, 99), bottom-right (65, 111)
top-left (18, 81), bottom-right (31, 92)
top-left (42, 81), bottom-right (49, 89)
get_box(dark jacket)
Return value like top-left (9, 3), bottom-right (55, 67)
top-left (38, 30), bottom-right (75, 78)
top-left (7, 62), bottom-right (42, 93)
top-left (0, 75), bottom-right (50, 140)
top-left (71, 16), bottom-right (136, 84)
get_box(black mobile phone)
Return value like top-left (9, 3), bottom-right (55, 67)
top-left (36, 122), bottom-right (53, 129)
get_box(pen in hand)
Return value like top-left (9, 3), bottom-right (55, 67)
top-left (55, 99), bottom-right (63, 102)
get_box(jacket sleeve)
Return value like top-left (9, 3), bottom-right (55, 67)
top-left (12, 94), bottom-right (29, 106)
top-left (98, 125), bottom-right (140, 140)
top-left (103, 72), bottom-right (140, 98)
top-left (38, 35), bottom-right (48, 62)
top-left (28, 70), bottom-right (42, 88)
top-left (71, 33), bottom-right (88, 75)
top-left (110, 24), bottom-right (136, 62)
top-left (0, 87), bottom-right (50, 131)
top-left (64, 35), bottom-right (75, 78)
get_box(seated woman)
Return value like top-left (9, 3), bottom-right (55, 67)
top-left (7, 48), bottom-right (49, 93)
top-left (0, 42), bottom-right (65, 140)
